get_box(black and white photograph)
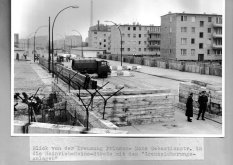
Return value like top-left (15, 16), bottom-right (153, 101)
top-left (12, 0), bottom-right (224, 136)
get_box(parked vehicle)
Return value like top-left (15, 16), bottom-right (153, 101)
top-left (71, 59), bottom-right (111, 78)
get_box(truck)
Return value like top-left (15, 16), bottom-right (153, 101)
top-left (71, 59), bottom-right (111, 78)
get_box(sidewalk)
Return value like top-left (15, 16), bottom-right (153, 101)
top-left (105, 60), bottom-right (222, 85)
top-left (14, 60), bottom-right (53, 96)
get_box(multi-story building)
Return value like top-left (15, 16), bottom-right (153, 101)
top-left (160, 12), bottom-right (222, 61)
top-left (110, 23), bottom-right (160, 56)
top-left (88, 22), bottom-right (111, 52)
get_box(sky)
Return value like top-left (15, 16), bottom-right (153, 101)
top-left (12, 0), bottom-right (223, 40)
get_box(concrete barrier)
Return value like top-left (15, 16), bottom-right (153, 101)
top-left (14, 121), bottom-right (128, 134)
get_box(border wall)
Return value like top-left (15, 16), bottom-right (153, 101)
top-left (98, 54), bottom-right (222, 76)
top-left (52, 82), bottom-right (176, 127)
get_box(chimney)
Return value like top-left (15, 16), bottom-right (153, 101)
top-left (98, 20), bottom-right (100, 31)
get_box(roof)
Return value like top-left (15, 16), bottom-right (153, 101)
top-left (161, 12), bottom-right (222, 17)
top-left (71, 47), bottom-right (105, 51)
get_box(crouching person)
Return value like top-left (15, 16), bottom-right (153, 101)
top-left (186, 93), bottom-right (193, 122)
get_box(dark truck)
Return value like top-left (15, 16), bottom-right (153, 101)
top-left (71, 59), bottom-right (111, 78)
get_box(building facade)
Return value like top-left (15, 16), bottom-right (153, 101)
top-left (88, 23), bottom-right (111, 52)
top-left (160, 12), bottom-right (222, 61)
top-left (110, 23), bottom-right (160, 56)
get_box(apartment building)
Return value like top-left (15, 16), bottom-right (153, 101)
top-left (88, 23), bottom-right (111, 52)
top-left (160, 12), bottom-right (222, 61)
top-left (110, 23), bottom-right (160, 56)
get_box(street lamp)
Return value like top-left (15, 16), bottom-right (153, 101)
top-left (105, 20), bottom-right (123, 66)
top-left (33, 25), bottom-right (47, 62)
top-left (51, 5), bottom-right (79, 77)
top-left (72, 30), bottom-right (83, 58)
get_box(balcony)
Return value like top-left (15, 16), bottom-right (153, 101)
top-left (148, 37), bottom-right (160, 41)
top-left (148, 31), bottom-right (160, 34)
top-left (213, 23), bottom-right (222, 28)
top-left (147, 44), bottom-right (160, 48)
top-left (212, 44), bottom-right (222, 49)
top-left (212, 33), bottom-right (222, 38)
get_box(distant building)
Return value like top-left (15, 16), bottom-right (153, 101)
top-left (88, 22), bottom-right (111, 52)
top-left (160, 12), bottom-right (222, 61)
top-left (110, 23), bottom-right (160, 56)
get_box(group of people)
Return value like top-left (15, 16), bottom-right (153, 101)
top-left (185, 90), bottom-right (209, 122)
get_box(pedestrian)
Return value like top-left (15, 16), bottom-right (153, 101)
top-left (197, 91), bottom-right (208, 120)
top-left (16, 53), bottom-right (19, 61)
top-left (186, 93), bottom-right (193, 122)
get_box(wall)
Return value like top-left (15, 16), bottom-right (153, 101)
top-left (53, 81), bottom-right (176, 127)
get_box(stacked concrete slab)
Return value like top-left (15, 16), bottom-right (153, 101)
top-left (178, 80), bottom-right (222, 117)
top-left (72, 88), bottom-right (176, 127)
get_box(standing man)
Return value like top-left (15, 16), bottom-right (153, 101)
top-left (186, 93), bottom-right (193, 122)
top-left (197, 91), bottom-right (208, 120)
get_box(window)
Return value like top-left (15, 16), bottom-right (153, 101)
top-left (128, 27), bottom-right (130, 30)
top-left (99, 42), bottom-right (102, 45)
top-left (192, 27), bottom-right (195, 33)
top-left (199, 43), bottom-right (203, 49)
top-left (216, 17), bottom-right (222, 24)
top-left (104, 44), bottom-right (106, 47)
top-left (181, 38), bottom-right (187, 45)
top-left (133, 34), bottom-right (136, 38)
top-left (170, 16), bottom-right (172, 22)
top-left (103, 34), bottom-right (106, 37)
top-left (139, 48), bottom-right (141, 51)
top-left (191, 49), bottom-right (195, 56)
top-left (199, 32), bottom-right (204, 38)
top-left (128, 48), bottom-right (130, 51)
top-left (200, 21), bottom-right (204, 27)
top-left (144, 34), bottom-right (147, 37)
top-left (144, 41), bottom-right (147, 45)
top-left (138, 41), bottom-right (141, 45)
top-left (181, 15), bottom-right (187, 21)
top-left (181, 27), bottom-right (187, 32)
top-left (207, 49), bottom-right (210, 55)
top-left (139, 27), bottom-right (141, 31)
top-left (128, 34), bottom-right (130, 37)
top-left (191, 38), bottom-right (195, 44)
top-left (208, 17), bottom-right (212, 22)
top-left (104, 39), bottom-right (106, 42)
top-left (133, 27), bottom-right (136, 30)
top-left (144, 48), bottom-right (147, 51)
top-left (94, 31), bottom-right (97, 34)
top-left (181, 49), bottom-right (187, 55)
top-left (191, 16), bottom-right (196, 22)
top-left (139, 34), bottom-right (141, 38)
top-left (208, 28), bottom-right (211, 33)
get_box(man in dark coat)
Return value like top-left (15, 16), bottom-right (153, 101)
top-left (186, 93), bottom-right (193, 122)
top-left (197, 91), bottom-right (208, 120)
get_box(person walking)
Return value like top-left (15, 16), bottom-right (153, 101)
top-left (197, 91), bottom-right (208, 120)
top-left (186, 93), bottom-right (193, 122)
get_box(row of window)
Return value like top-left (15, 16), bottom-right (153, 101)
top-left (121, 26), bottom-right (160, 32)
top-left (121, 33), bottom-right (148, 38)
top-left (174, 15), bottom-right (222, 24)
top-left (180, 27), bottom-right (214, 33)
top-left (180, 49), bottom-right (221, 56)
